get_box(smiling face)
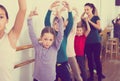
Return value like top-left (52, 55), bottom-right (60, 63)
top-left (41, 33), bottom-right (54, 48)
top-left (0, 8), bottom-right (8, 32)
top-left (76, 27), bottom-right (84, 36)
top-left (84, 5), bottom-right (93, 16)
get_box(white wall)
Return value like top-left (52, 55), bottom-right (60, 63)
top-left (100, 0), bottom-right (120, 28)
top-left (0, 0), bottom-right (119, 81)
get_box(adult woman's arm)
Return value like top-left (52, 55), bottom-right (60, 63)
top-left (9, 0), bottom-right (27, 48)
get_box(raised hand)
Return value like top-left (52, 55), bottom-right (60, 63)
top-left (29, 7), bottom-right (38, 18)
top-left (62, 1), bottom-right (70, 11)
top-left (50, 1), bottom-right (60, 10)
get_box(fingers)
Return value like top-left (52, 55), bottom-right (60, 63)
top-left (62, 1), bottom-right (69, 7)
top-left (29, 7), bottom-right (38, 18)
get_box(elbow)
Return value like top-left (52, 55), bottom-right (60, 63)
top-left (19, 8), bottom-right (27, 14)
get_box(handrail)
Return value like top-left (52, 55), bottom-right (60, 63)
top-left (14, 59), bottom-right (35, 69)
top-left (14, 38), bottom-right (41, 69)
top-left (15, 44), bottom-right (34, 69)
top-left (16, 44), bottom-right (33, 51)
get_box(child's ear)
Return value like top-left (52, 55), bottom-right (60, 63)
top-left (39, 37), bottom-right (42, 43)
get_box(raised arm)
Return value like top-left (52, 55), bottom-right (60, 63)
top-left (71, 8), bottom-right (79, 34)
top-left (44, 1), bottom-right (60, 27)
top-left (54, 16), bottom-right (64, 50)
top-left (84, 18), bottom-right (91, 37)
top-left (27, 9), bottom-right (39, 48)
top-left (9, 0), bottom-right (26, 48)
top-left (62, 1), bottom-right (73, 37)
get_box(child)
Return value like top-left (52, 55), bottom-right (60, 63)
top-left (66, 8), bottom-right (83, 81)
top-left (74, 18), bottom-right (91, 81)
top-left (27, 9), bottom-right (64, 81)
top-left (44, 1), bottom-right (73, 81)
top-left (0, 0), bottom-right (26, 81)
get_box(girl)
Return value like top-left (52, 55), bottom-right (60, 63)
top-left (44, 1), bottom-right (73, 81)
top-left (27, 9), bottom-right (64, 81)
top-left (0, 0), bottom-right (26, 81)
top-left (82, 3), bottom-right (105, 81)
top-left (66, 8), bottom-right (83, 81)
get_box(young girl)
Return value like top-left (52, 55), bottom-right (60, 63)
top-left (44, 1), bottom-right (73, 81)
top-left (74, 18), bottom-right (91, 81)
top-left (0, 0), bottom-right (26, 81)
top-left (27, 9), bottom-right (64, 81)
top-left (66, 8), bottom-right (83, 81)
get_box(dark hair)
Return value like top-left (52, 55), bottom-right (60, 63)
top-left (53, 16), bottom-right (64, 23)
top-left (53, 16), bottom-right (59, 23)
top-left (84, 3), bottom-right (96, 15)
top-left (0, 4), bottom-right (9, 19)
top-left (116, 18), bottom-right (120, 23)
top-left (77, 19), bottom-right (87, 28)
top-left (41, 27), bottom-right (56, 38)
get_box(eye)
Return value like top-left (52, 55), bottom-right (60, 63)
top-left (50, 39), bottom-right (53, 41)
top-left (0, 16), bottom-right (4, 19)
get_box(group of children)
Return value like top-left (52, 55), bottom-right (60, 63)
top-left (0, 0), bottom-right (105, 81)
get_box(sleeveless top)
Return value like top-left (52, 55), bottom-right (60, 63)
top-left (0, 33), bottom-right (16, 81)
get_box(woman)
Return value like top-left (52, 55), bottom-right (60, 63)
top-left (82, 3), bottom-right (105, 81)
top-left (0, 0), bottom-right (26, 81)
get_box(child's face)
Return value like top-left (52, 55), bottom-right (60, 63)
top-left (76, 27), bottom-right (84, 36)
top-left (53, 20), bottom-right (59, 31)
top-left (41, 33), bottom-right (54, 49)
top-left (0, 8), bottom-right (8, 31)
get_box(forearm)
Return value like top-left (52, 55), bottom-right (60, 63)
top-left (27, 18), bottom-right (39, 46)
top-left (18, 0), bottom-right (27, 11)
top-left (65, 12), bottom-right (73, 36)
top-left (89, 20), bottom-right (101, 30)
top-left (54, 18), bottom-right (64, 49)
top-left (44, 10), bottom-right (52, 27)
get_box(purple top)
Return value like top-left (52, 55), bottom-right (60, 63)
top-left (27, 18), bottom-right (63, 81)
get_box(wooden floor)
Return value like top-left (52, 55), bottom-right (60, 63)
top-left (58, 54), bottom-right (120, 81)
top-left (93, 54), bottom-right (120, 81)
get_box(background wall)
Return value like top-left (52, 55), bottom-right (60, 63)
top-left (0, 0), bottom-right (119, 81)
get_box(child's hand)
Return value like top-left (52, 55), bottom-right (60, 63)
top-left (50, 1), bottom-right (60, 10)
top-left (28, 8), bottom-right (38, 18)
top-left (62, 1), bottom-right (70, 11)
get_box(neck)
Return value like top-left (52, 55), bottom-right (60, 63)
top-left (0, 31), bottom-right (5, 39)
top-left (88, 14), bottom-right (94, 19)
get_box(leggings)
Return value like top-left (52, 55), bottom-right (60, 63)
top-left (33, 78), bottom-right (38, 81)
top-left (85, 43), bottom-right (103, 77)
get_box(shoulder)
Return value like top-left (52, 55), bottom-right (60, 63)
top-left (93, 16), bottom-right (100, 20)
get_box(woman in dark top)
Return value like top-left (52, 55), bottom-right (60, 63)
top-left (81, 3), bottom-right (105, 81)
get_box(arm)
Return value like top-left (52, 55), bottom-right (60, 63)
top-left (54, 17), bottom-right (64, 49)
top-left (44, 1), bottom-right (60, 27)
top-left (44, 10), bottom-right (52, 27)
top-left (84, 18), bottom-right (91, 37)
top-left (88, 17), bottom-right (101, 30)
top-left (71, 8), bottom-right (79, 34)
top-left (62, 1), bottom-right (73, 37)
top-left (9, 0), bottom-right (26, 48)
top-left (27, 9), bottom-right (39, 47)
top-left (64, 12), bottom-right (73, 37)
top-left (27, 19), bottom-right (39, 47)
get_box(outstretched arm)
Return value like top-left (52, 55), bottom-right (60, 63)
top-left (27, 9), bottom-right (39, 48)
top-left (44, 1), bottom-right (60, 27)
top-left (9, 0), bottom-right (26, 48)
top-left (62, 1), bottom-right (73, 37)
